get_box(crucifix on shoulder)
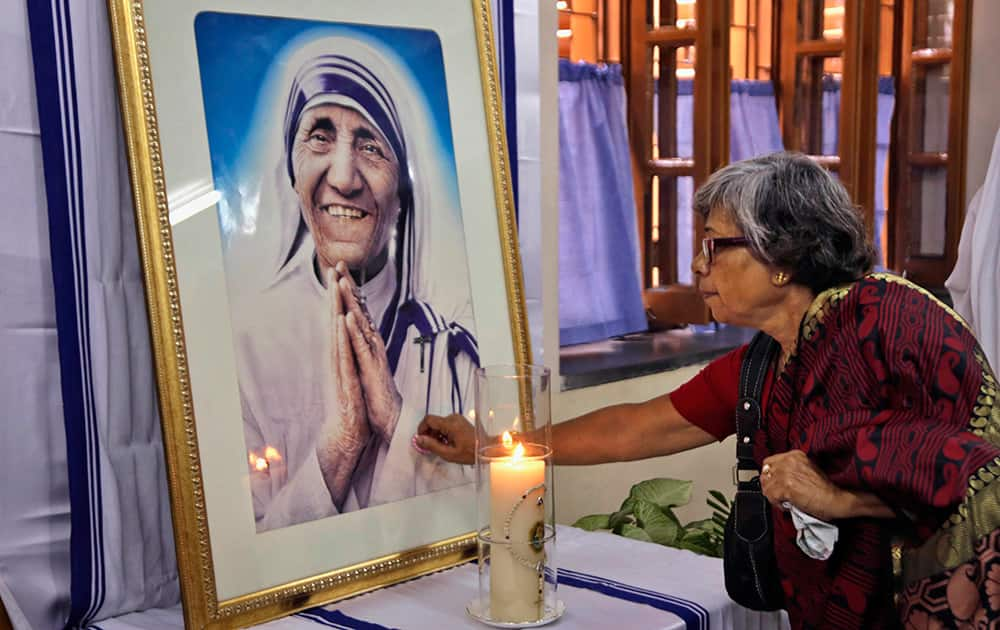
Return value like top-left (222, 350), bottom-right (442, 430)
top-left (413, 334), bottom-right (434, 373)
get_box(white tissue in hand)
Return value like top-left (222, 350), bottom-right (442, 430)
top-left (781, 501), bottom-right (838, 560)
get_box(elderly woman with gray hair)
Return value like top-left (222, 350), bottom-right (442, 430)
top-left (418, 152), bottom-right (1000, 628)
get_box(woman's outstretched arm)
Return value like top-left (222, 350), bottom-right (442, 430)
top-left (415, 392), bottom-right (717, 465)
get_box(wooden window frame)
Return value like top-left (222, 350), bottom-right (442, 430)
top-left (623, 0), bottom-right (731, 326)
top-left (889, 0), bottom-right (972, 286)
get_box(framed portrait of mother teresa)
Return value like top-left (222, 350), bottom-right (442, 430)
top-left (107, 0), bottom-right (528, 627)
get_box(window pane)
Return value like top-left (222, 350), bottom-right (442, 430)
top-left (798, 0), bottom-right (844, 41)
top-left (650, 0), bottom-right (697, 30)
top-left (795, 56), bottom-right (840, 156)
top-left (875, 76), bottom-right (896, 268)
top-left (651, 47), bottom-right (695, 160)
top-left (909, 166), bottom-right (948, 256)
top-left (912, 0), bottom-right (954, 49)
top-left (910, 63), bottom-right (950, 153)
top-left (674, 176), bottom-right (695, 285)
top-left (874, 2), bottom-right (896, 268)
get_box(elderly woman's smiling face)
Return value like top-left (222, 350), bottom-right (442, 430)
top-left (291, 103), bottom-right (401, 274)
top-left (692, 207), bottom-right (787, 328)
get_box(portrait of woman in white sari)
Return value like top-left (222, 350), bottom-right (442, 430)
top-left (198, 24), bottom-right (479, 533)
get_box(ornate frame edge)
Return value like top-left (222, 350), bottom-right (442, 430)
top-left (106, 0), bottom-right (525, 627)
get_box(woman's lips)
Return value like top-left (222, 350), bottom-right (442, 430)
top-left (318, 203), bottom-right (370, 219)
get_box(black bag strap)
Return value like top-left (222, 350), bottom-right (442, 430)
top-left (734, 332), bottom-right (780, 490)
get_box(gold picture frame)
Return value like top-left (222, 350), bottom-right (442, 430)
top-left (106, 1), bottom-right (529, 627)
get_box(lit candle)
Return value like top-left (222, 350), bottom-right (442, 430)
top-left (489, 431), bottom-right (545, 622)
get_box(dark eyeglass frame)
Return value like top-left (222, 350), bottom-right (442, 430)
top-left (701, 236), bottom-right (749, 264)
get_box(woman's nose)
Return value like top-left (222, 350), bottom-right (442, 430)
top-left (324, 144), bottom-right (364, 196)
top-left (691, 250), bottom-right (708, 277)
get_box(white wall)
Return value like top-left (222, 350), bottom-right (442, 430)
top-left (552, 367), bottom-right (738, 526)
top-left (964, 0), bottom-right (1000, 205)
top-left (529, 1), bottom-right (731, 528)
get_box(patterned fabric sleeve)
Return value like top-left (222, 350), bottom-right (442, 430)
top-left (791, 274), bottom-right (1000, 627)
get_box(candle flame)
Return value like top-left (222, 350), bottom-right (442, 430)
top-left (502, 431), bottom-right (513, 449)
top-left (264, 446), bottom-right (281, 461)
top-left (512, 442), bottom-right (525, 462)
top-left (249, 451), bottom-right (269, 472)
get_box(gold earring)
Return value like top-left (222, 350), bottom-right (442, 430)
top-left (774, 272), bottom-right (788, 285)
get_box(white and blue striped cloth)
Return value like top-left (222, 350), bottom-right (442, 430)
top-left (91, 526), bottom-right (788, 630)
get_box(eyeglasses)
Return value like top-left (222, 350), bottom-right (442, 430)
top-left (701, 236), bottom-right (749, 265)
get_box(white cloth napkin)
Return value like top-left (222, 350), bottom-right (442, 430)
top-left (782, 502), bottom-right (838, 560)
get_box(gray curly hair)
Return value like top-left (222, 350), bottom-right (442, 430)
top-left (693, 151), bottom-right (875, 293)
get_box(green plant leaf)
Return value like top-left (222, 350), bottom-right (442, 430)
top-left (634, 500), bottom-right (680, 545)
top-left (684, 517), bottom-right (722, 535)
top-left (706, 497), bottom-right (731, 515)
top-left (629, 478), bottom-right (693, 509)
top-left (573, 514), bottom-right (611, 531)
top-left (618, 495), bottom-right (636, 513)
top-left (708, 490), bottom-right (731, 507)
top-left (608, 497), bottom-right (636, 530)
top-left (619, 523), bottom-right (653, 542)
top-left (677, 530), bottom-right (721, 557)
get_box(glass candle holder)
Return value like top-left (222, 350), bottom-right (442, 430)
top-left (466, 364), bottom-right (563, 627)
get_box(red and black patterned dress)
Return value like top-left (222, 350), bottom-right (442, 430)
top-left (671, 273), bottom-right (1000, 629)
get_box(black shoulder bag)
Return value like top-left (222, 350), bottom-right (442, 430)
top-left (722, 332), bottom-right (785, 611)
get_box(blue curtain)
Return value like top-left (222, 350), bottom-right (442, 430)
top-left (558, 73), bottom-right (895, 343)
top-left (558, 60), bottom-right (647, 346)
top-left (821, 76), bottom-right (895, 265)
top-left (676, 80), bottom-right (784, 284)
top-left (823, 76), bottom-right (840, 156)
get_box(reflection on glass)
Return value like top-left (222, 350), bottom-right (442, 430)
top-left (799, 0), bottom-right (844, 41)
top-left (795, 56), bottom-right (839, 156)
top-left (675, 176), bottom-right (695, 285)
top-left (910, 167), bottom-right (947, 256)
top-left (912, 0), bottom-right (954, 50)
top-left (910, 64), bottom-right (950, 153)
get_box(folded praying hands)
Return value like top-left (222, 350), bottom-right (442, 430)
top-left (316, 262), bottom-right (402, 507)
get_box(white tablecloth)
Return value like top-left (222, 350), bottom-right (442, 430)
top-left (94, 526), bottom-right (789, 630)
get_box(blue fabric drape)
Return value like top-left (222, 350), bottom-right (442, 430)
top-left (558, 74), bottom-right (785, 342)
top-left (558, 60), bottom-right (647, 346)
top-left (675, 80), bottom-right (784, 284)
top-left (820, 76), bottom-right (895, 264)
top-left (557, 71), bottom-right (894, 343)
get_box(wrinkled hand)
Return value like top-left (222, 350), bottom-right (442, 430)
top-left (336, 261), bottom-right (402, 443)
top-left (316, 267), bottom-right (371, 507)
top-left (414, 414), bottom-right (476, 465)
top-left (760, 449), bottom-right (846, 522)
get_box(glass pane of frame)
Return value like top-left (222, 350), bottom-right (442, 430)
top-left (910, 63), bottom-right (950, 153)
top-left (798, 0), bottom-right (845, 41)
top-left (651, 45), bottom-right (695, 160)
top-left (912, 0), bottom-right (954, 49)
top-left (909, 166), bottom-right (948, 256)
top-left (795, 55), bottom-right (840, 156)
top-left (649, 0), bottom-right (696, 30)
